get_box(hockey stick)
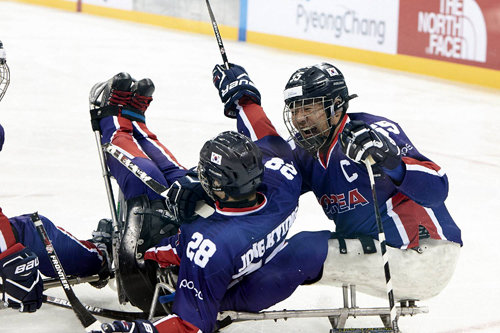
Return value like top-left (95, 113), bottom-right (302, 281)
top-left (44, 295), bottom-right (148, 321)
top-left (30, 212), bottom-right (102, 332)
top-left (364, 158), bottom-right (398, 332)
top-left (205, 0), bottom-right (230, 69)
top-left (103, 143), bottom-right (215, 218)
top-left (89, 98), bottom-right (127, 304)
top-left (43, 275), bottom-right (99, 290)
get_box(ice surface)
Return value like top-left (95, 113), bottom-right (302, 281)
top-left (1, 2), bottom-right (499, 332)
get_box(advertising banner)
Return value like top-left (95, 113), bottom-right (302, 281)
top-left (398, 0), bottom-right (500, 70)
top-left (247, 0), bottom-right (400, 54)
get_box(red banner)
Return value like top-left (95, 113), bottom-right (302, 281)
top-left (398, 0), bottom-right (500, 70)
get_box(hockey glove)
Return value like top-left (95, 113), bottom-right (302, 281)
top-left (97, 320), bottom-right (158, 333)
top-left (212, 63), bottom-right (261, 118)
top-left (165, 172), bottom-right (214, 223)
top-left (0, 243), bottom-right (43, 312)
top-left (340, 120), bottom-right (401, 171)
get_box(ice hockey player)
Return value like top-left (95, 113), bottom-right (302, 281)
top-left (205, 62), bottom-right (462, 301)
top-left (0, 40), bottom-right (110, 313)
top-left (89, 73), bottom-right (330, 333)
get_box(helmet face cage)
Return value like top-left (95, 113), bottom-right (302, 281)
top-left (283, 95), bottom-right (346, 154)
top-left (197, 161), bottom-right (225, 202)
top-left (0, 62), bottom-right (10, 102)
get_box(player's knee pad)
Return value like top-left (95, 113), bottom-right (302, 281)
top-left (319, 237), bottom-right (460, 301)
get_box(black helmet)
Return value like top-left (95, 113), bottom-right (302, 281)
top-left (0, 41), bottom-right (10, 102)
top-left (198, 131), bottom-right (263, 202)
top-left (283, 63), bottom-right (357, 154)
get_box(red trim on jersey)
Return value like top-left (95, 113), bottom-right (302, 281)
top-left (0, 208), bottom-right (17, 251)
top-left (402, 156), bottom-right (442, 172)
top-left (318, 115), bottom-right (349, 169)
top-left (240, 99), bottom-right (279, 139)
top-left (391, 193), bottom-right (443, 248)
top-left (79, 240), bottom-right (102, 253)
top-left (145, 246), bottom-right (181, 267)
top-left (135, 122), bottom-right (186, 169)
top-left (111, 117), bottom-right (148, 158)
top-left (215, 193), bottom-right (267, 215)
top-left (0, 243), bottom-right (25, 260)
top-left (154, 314), bottom-right (201, 333)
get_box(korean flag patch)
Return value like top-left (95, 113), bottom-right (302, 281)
top-left (211, 152), bottom-right (222, 165)
top-left (326, 67), bottom-right (339, 77)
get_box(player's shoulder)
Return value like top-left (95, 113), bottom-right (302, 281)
top-left (348, 112), bottom-right (398, 125)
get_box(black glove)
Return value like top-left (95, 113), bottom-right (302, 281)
top-left (0, 244), bottom-right (44, 312)
top-left (96, 320), bottom-right (158, 333)
top-left (165, 172), bottom-right (214, 223)
top-left (340, 120), bottom-right (401, 170)
top-left (212, 63), bottom-right (261, 118)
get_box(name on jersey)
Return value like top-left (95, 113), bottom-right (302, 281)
top-left (319, 189), bottom-right (368, 215)
top-left (237, 207), bottom-right (298, 275)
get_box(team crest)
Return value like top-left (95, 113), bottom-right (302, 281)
top-left (211, 152), bottom-right (222, 165)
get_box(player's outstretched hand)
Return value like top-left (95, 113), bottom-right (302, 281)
top-left (165, 172), bottom-right (214, 223)
top-left (0, 244), bottom-right (44, 312)
top-left (340, 120), bottom-right (401, 170)
top-left (212, 63), bottom-right (261, 118)
top-left (96, 320), bottom-right (158, 333)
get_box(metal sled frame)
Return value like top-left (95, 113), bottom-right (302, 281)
top-left (214, 284), bottom-right (428, 332)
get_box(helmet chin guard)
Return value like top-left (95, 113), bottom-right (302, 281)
top-left (283, 63), bottom-right (357, 154)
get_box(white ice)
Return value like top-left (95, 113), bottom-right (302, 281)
top-left (1, 2), bottom-right (499, 332)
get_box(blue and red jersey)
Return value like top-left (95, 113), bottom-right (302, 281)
top-left (144, 113), bottom-right (329, 332)
top-left (236, 102), bottom-right (462, 249)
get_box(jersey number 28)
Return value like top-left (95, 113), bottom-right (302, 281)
top-left (186, 232), bottom-right (217, 268)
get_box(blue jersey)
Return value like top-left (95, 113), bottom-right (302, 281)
top-left (238, 103), bottom-right (462, 249)
top-left (291, 112), bottom-right (462, 248)
top-left (145, 109), bottom-right (312, 333)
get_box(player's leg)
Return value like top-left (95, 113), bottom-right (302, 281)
top-left (96, 73), bottom-right (167, 201)
top-left (128, 77), bottom-right (188, 184)
top-left (219, 230), bottom-right (330, 312)
top-left (132, 120), bottom-right (188, 185)
top-left (319, 237), bottom-right (461, 301)
top-left (8, 214), bottom-right (105, 278)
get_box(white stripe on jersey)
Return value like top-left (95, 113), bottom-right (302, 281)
top-left (111, 117), bottom-right (148, 157)
top-left (0, 230), bottom-right (8, 252)
top-left (56, 226), bottom-right (103, 261)
top-left (424, 207), bottom-right (447, 240)
top-left (132, 121), bottom-right (184, 169)
top-left (238, 104), bottom-right (258, 141)
top-left (386, 198), bottom-right (410, 249)
top-left (406, 164), bottom-right (445, 177)
top-left (146, 244), bottom-right (178, 256)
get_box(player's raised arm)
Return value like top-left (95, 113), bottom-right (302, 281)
top-left (212, 63), bottom-right (279, 140)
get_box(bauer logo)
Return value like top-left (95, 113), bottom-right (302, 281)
top-left (211, 152), bottom-right (222, 165)
top-left (398, 0), bottom-right (487, 63)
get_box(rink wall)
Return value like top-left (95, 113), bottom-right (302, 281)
top-left (12, 0), bottom-right (500, 90)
